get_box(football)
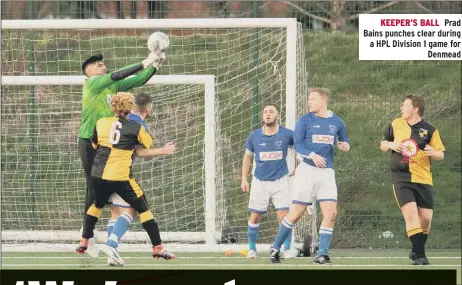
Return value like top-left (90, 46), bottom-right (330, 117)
top-left (148, 31), bottom-right (170, 53)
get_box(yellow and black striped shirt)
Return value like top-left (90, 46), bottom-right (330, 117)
top-left (382, 118), bottom-right (445, 185)
top-left (90, 116), bottom-right (152, 181)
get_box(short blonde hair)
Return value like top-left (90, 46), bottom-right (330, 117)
top-left (309, 87), bottom-right (329, 101)
top-left (111, 92), bottom-right (135, 116)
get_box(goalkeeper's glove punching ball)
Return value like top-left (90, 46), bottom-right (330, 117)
top-left (141, 52), bottom-right (166, 69)
top-left (142, 31), bottom-right (170, 69)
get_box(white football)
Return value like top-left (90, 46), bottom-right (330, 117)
top-left (148, 31), bottom-right (170, 53)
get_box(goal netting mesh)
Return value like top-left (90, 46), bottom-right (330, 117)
top-left (1, 19), bottom-right (310, 252)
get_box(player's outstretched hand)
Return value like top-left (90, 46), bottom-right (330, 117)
top-left (388, 141), bottom-right (403, 153)
top-left (241, 179), bottom-right (249, 192)
top-left (141, 52), bottom-right (157, 68)
top-left (153, 52), bottom-right (166, 69)
top-left (162, 142), bottom-right (176, 155)
top-left (312, 154), bottom-right (327, 168)
top-left (338, 141), bottom-right (350, 152)
top-left (424, 144), bottom-right (434, 156)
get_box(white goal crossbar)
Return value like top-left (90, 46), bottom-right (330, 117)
top-left (1, 18), bottom-right (301, 252)
top-left (1, 18), bottom-right (297, 145)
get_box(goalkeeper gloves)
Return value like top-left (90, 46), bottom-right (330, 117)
top-left (141, 52), bottom-right (167, 69)
top-left (141, 52), bottom-right (157, 69)
top-left (152, 52), bottom-right (166, 69)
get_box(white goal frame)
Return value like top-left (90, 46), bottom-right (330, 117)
top-left (1, 75), bottom-right (219, 248)
top-left (1, 18), bottom-right (300, 252)
top-left (1, 18), bottom-right (298, 145)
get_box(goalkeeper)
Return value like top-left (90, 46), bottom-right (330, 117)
top-left (78, 50), bottom-right (165, 222)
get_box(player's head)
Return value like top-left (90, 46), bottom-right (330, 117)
top-left (134, 93), bottom-right (153, 119)
top-left (401, 94), bottom-right (425, 120)
top-left (262, 104), bottom-right (279, 127)
top-left (111, 92), bottom-right (135, 117)
top-left (308, 88), bottom-right (329, 113)
top-left (82, 54), bottom-right (107, 77)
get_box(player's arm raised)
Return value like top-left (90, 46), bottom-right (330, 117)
top-left (425, 129), bottom-right (445, 160)
top-left (241, 134), bottom-right (254, 192)
top-left (380, 123), bottom-right (402, 153)
top-left (86, 53), bottom-right (158, 94)
top-left (293, 116), bottom-right (326, 168)
top-left (115, 53), bottom-right (166, 92)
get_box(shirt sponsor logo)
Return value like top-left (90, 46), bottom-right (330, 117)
top-left (312, 135), bottom-right (335, 145)
top-left (259, 151), bottom-right (283, 161)
top-left (400, 138), bottom-right (419, 164)
top-left (401, 139), bottom-right (418, 158)
top-left (401, 156), bottom-right (417, 164)
top-left (259, 143), bottom-right (266, 146)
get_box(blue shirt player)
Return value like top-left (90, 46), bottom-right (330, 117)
top-left (270, 88), bottom-right (350, 264)
top-left (241, 104), bottom-right (295, 259)
top-left (105, 93), bottom-right (153, 266)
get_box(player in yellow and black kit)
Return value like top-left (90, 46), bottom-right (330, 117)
top-left (380, 95), bottom-right (445, 265)
top-left (79, 52), bottom-right (165, 218)
top-left (76, 92), bottom-right (176, 265)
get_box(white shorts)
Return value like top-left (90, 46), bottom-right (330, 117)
top-left (248, 175), bottom-right (291, 214)
top-left (109, 193), bottom-right (131, 208)
top-left (292, 161), bottom-right (337, 205)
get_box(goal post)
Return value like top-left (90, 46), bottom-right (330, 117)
top-left (2, 18), bottom-right (299, 131)
top-left (1, 18), bottom-right (311, 253)
top-left (1, 75), bottom-right (221, 247)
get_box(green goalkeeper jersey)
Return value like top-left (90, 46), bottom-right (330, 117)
top-left (78, 63), bottom-right (156, 139)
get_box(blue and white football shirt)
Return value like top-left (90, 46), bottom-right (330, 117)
top-left (128, 112), bottom-right (149, 163)
top-left (128, 112), bottom-right (148, 131)
top-left (294, 112), bottom-right (348, 169)
top-left (244, 126), bottom-right (294, 181)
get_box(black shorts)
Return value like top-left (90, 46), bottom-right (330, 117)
top-left (91, 177), bottom-right (149, 214)
top-left (393, 181), bottom-right (435, 209)
top-left (78, 138), bottom-right (97, 214)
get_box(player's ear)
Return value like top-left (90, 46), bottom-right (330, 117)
top-left (85, 63), bottom-right (95, 76)
top-left (83, 65), bottom-right (90, 77)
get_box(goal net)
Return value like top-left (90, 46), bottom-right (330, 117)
top-left (1, 18), bottom-right (310, 252)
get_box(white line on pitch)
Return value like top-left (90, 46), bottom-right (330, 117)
top-left (2, 256), bottom-right (461, 259)
top-left (2, 264), bottom-right (461, 268)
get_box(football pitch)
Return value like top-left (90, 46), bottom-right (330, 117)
top-left (3, 250), bottom-right (461, 283)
